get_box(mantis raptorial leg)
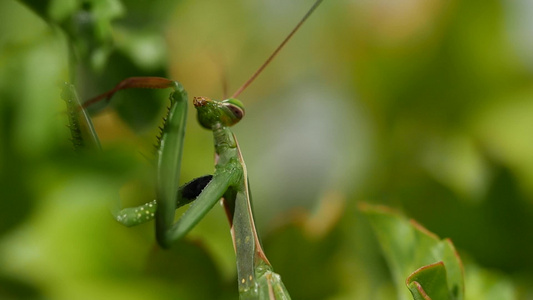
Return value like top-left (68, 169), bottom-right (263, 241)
top-left (68, 1), bottom-right (324, 298)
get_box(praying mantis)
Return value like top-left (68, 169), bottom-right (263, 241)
top-left (64, 1), bottom-right (324, 299)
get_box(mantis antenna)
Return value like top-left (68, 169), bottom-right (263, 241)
top-left (230, 0), bottom-right (324, 99)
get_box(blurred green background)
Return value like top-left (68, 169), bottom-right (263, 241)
top-left (1, 0), bottom-right (532, 299)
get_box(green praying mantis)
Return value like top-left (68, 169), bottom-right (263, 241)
top-left (63, 1), bottom-right (324, 299)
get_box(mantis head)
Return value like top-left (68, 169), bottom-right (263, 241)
top-left (193, 96), bottom-right (245, 129)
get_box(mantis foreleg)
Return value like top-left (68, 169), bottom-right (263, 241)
top-left (159, 161), bottom-right (240, 247)
top-left (64, 79), bottom-right (221, 239)
top-left (61, 82), bottom-right (101, 151)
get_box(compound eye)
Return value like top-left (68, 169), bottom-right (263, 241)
top-left (227, 104), bottom-right (244, 120)
top-left (222, 98), bottom-right (245, 121)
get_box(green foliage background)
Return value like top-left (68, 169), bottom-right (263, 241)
top-left (0, 0), bottom-right (531, 299)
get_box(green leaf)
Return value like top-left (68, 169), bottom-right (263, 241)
top-left (360, 203), bottom-right (464, 300)
top-left (406, 262), bottom-right (450, 300)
